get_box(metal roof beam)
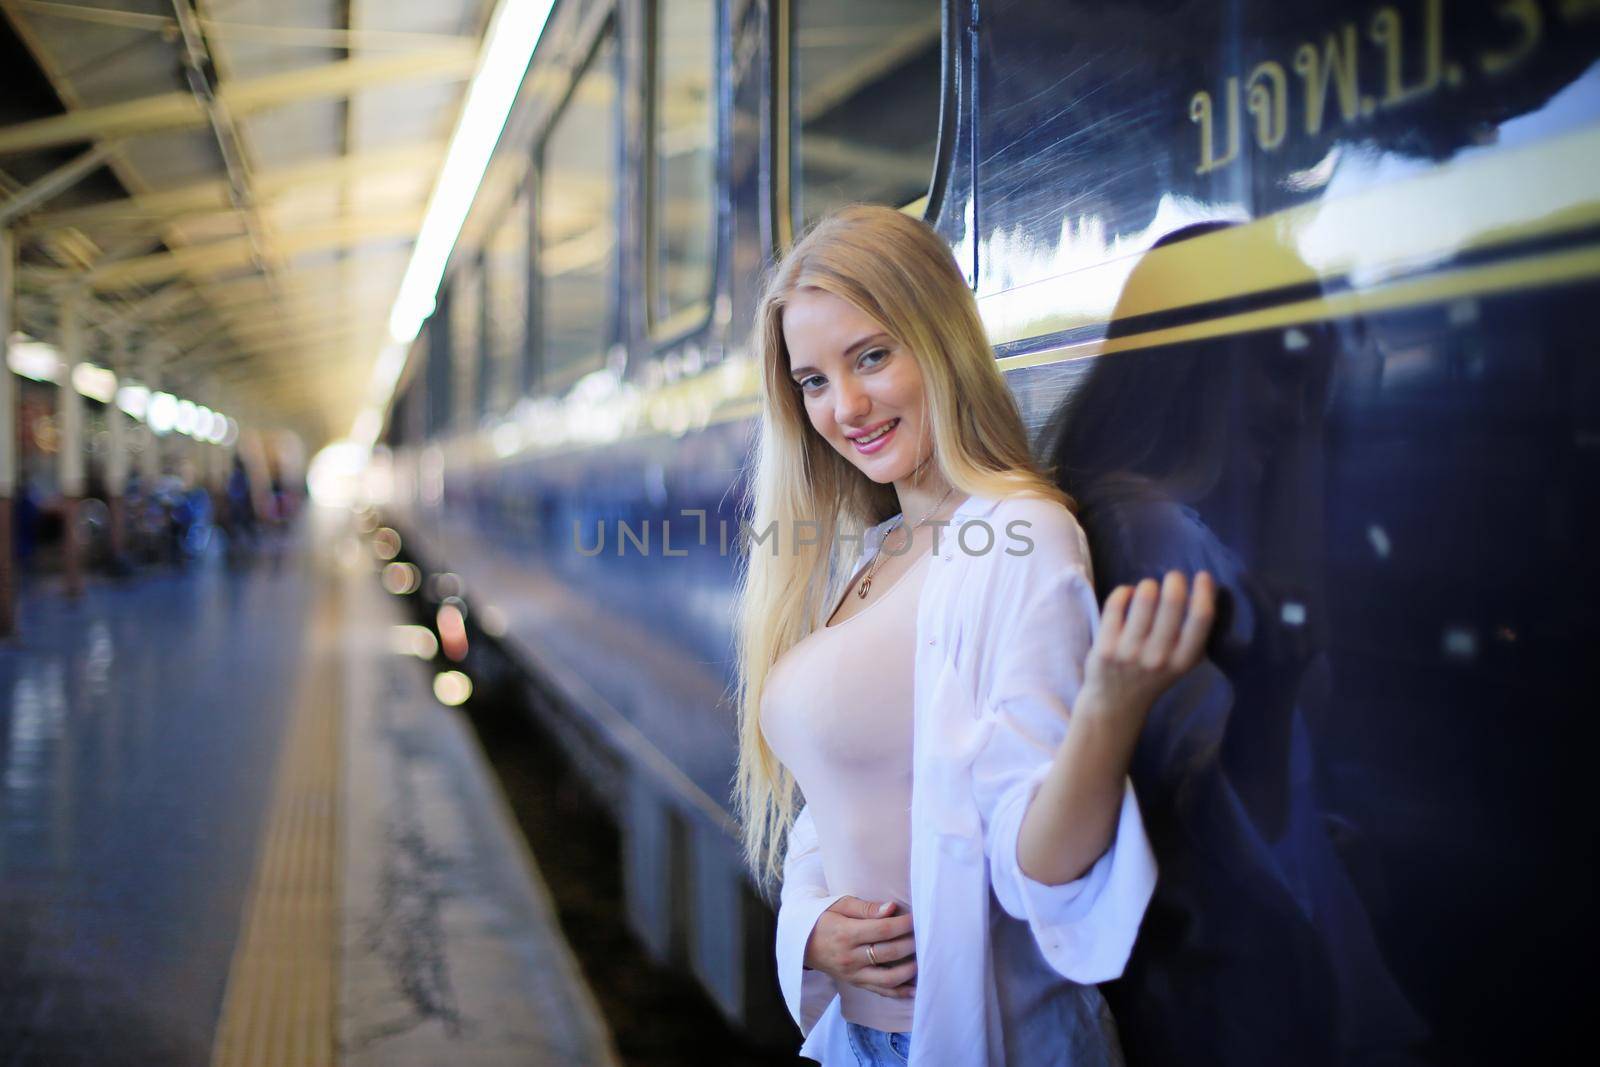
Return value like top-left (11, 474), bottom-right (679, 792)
top-left (0, 141), bottom-right (118, 225)
top-left (20, 141), bottom-right (445, 234)
top-left (24, 211), bottom-right (422, 289)
top-left (7, 2), bottom-right (474, 52)
top-left (0, 51), bottom-right (476, 156)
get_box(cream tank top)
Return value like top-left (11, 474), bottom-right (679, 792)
top-left (759, 549), bottom-right (934, 1033)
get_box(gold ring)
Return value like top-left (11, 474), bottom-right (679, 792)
top-left (867, 943), bottom-right (880, 966)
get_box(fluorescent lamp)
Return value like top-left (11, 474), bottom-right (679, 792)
top-left (174, 398), bottom-right (198, 436)
top-left (148, 392), bottom-right (178, 435)
top-left (351, 408), bottom-right (383, 447)
top-left (353, 0), bottom-right (555, 448)
top-left (117, 384), bottom-right (151, 420)
top-left (72, 363), bottom-right (118, 404)
top-left (387, 0), bottom-right (556, 345)
top-left (8, 335), bottom-right (61, 383)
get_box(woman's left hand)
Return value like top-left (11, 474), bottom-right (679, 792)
top-left (1080, 570), bottom-right (1216, 720)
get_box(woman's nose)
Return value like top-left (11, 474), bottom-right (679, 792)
top-left (833, 378), bottom-right (870, 424)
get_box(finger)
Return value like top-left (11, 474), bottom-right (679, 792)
top-left (867, 934), bottom-right (916, 965)
top-left (857, 913), bottom-right (915, 944)
top-left (1097, 585), bottom-right (1132, 650)
top-left (829, 896), bottom-right (880, 920)
top-left (1142, 571), bottom-right (1188, 666)
top-left (1117, 578), bottom-right (1161, 658)
top-left (1172, 571), bottom-right (1216, 669)
top-left (858, 959), bottom-right (918, 994)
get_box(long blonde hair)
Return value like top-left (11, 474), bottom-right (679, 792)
top-left (732, 204), bottom-right (1073, 888)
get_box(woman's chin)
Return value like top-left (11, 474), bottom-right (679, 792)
top-left (852, 460), bottom-right (915, 485)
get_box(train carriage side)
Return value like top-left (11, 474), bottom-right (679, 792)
top-left (378, 0), bottom-right (1599, 1061)
top-left (954, 1), bottom-right (1599, 1064)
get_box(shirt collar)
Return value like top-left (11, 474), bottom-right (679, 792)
top-left (861, 491), bottom-right (1003, 554)
top-left (952, 492), bottom-right (1001, 520)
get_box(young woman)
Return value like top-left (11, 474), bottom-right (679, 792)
top-left (732, 205), bottom-right (1215, 1066)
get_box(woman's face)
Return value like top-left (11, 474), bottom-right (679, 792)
top-left (782, 287), bottom-right (932, 485)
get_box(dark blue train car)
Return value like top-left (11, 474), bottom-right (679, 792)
top-left (377, 1), bottom-right (1599, 1060)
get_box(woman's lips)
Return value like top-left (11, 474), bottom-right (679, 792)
top-left (851, 418), bottom-right (899, 454)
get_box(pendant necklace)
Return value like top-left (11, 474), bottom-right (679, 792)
top-left (856, 485), bottom-right (956, 600)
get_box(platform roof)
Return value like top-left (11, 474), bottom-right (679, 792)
top-left (0, 0), bottom-right (496, 446)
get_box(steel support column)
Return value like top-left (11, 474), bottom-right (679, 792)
top-left (58, 288), bottom-right (86, 598)
top-left (106, 331), bottom-right (131, 563)
top-left (0, 229), bottom-right (16, 635)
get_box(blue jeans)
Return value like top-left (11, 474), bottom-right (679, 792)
top-left (845, 1021), bottom-right (911, 1065)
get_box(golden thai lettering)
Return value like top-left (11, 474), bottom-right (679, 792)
top-left (1188, 0), bottom-right (1566, 175)
top-left (1293, 25), bottom-right (1362, 136)
top-left (1190, 78), bottom-right (1241, 174)
top-left (1247, 61), bottom-right (1289, 151)
top-left (1480, 0), bottom-right (1542, 74)
top-left (1370, 0), bottom-right (1445, 109)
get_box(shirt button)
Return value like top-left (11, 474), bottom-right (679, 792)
top-left (927, 638), bottom-right (937, 646)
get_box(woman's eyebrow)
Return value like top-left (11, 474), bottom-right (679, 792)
top-left (789, 333), bottom-right (894, 380)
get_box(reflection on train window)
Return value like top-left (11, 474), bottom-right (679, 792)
top-left (648, 0), bottom-right (716, 337)
top-left (539, 30), bottom-right (618, 396)
top-left (451, 254), bottom-right (483, 430)
top-left (789, 0), bottom-right (941, 233)
top-left (486, 187), bottom-right (530, 415)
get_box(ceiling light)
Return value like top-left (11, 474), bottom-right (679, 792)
top-left (148, 392), bottom-right (178, 435)
top-left (71, 363), bottom-right (118, 404)
top-left (117, 384), bottom-right (151, 420)
top-left (174, 398), bottom-right (198, 436)
top-left (387, 0), bottom-right (556, 346)
top-left (351, 0), bottom-right (555, 449)
top-left (8, 335), bottom-right (61, 383)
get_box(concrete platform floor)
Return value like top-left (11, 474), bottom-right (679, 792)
top-left (0, 513), bottom-right (619, 1067)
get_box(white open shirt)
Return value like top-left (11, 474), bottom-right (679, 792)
top-left (774, 492), bottom-right (1158, 1066)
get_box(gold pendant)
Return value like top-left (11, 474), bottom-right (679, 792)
top-left (857, 576), bottom-right (872, 599)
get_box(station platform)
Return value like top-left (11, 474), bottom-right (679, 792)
top-left (0, 512), bottom-right (621, 1067)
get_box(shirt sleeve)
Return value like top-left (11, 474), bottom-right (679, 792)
top-left (971, 561), bottom-right (1158, 985)
top-left (775, 803), bottom-right (845, 1034)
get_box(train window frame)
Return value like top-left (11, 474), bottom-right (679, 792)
top-left (770, 0), bottom-right (957, 251)
top-left (532, 17), bottom-right (623, 401)
top-left (643, 0), bottom-right (723, 346)
top-left (484, 174), bottom-right (533, 416)
top-left (450, 249), bottom-right (485, 432)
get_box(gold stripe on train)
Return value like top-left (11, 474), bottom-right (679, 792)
top-left (997, 241), bottom-right (1600, 373)
top-left (978, 122), bottom-right (1600, 348)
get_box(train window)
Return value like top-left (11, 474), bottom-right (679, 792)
top-left (647, 0), bottom-right (717, 338)
top-left (486, 186), bottom-right (530, 415)
top-left (538, 30), bottom-right (618, 397)
top-left (450, 255), bottom-right (483, 430)
top-left (786, 0), bottom-right (942, 237)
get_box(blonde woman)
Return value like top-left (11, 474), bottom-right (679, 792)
top-left (734, 205), bottom-right (1215, 1066)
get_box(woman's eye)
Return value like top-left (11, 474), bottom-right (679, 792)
top-left (798, 374), bottom-right (825, 392)
top-left (859, 347), bottom-right (889, 369)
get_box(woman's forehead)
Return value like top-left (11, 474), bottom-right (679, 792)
top-left (782, 288), bottom-right (888, 352)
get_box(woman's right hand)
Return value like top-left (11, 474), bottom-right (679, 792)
top-left (803, 896), bottom-right (917, 998)
top-left (1080, 570), bottom-right (1216, 722)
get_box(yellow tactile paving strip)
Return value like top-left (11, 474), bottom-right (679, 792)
top-left (211, 585), bottom-right (343, 1067)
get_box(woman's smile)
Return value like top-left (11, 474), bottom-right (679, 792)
top-left (847, 418), bottom-right (900, 453)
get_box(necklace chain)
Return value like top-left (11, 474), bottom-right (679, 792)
top-left (855, 485), bottom-right (956, 600)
